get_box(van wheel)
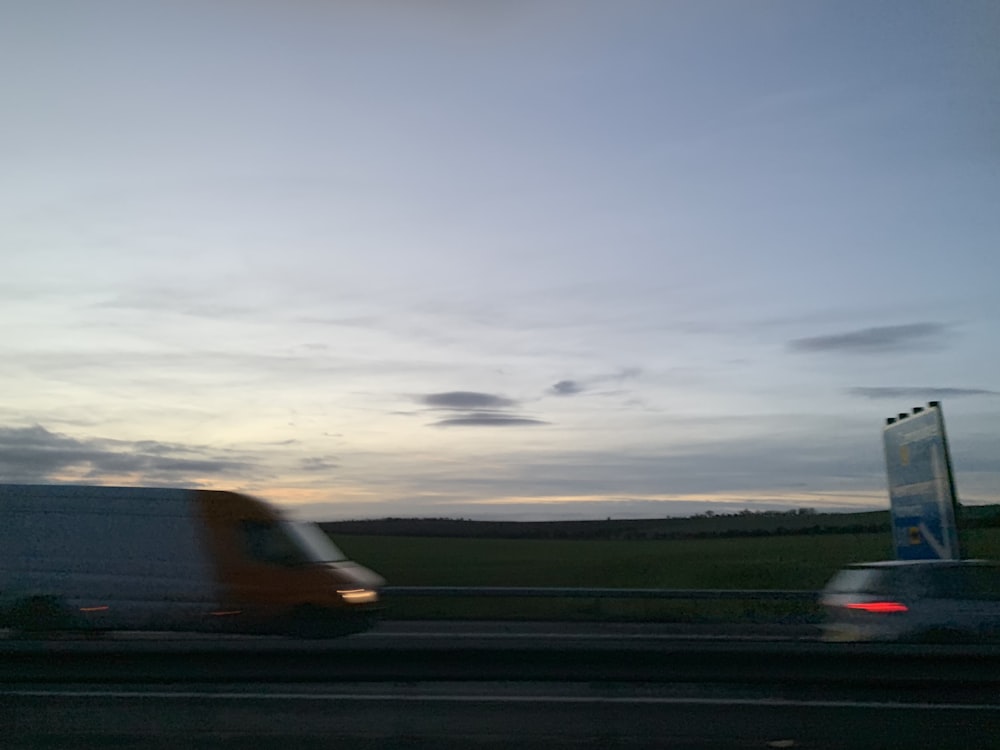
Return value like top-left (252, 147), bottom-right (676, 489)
top-left (289, 605), bottom-right (336, 639)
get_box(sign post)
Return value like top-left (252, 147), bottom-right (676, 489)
top-left (883, 402), bottom-right (960, 560)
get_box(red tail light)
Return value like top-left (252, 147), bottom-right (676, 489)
top-left (844, 601), bottom-right (908, 613)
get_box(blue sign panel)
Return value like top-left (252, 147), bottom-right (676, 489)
top-left (883, 405), bottom-right (960, 560)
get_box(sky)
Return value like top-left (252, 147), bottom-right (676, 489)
top-left (2, 1), bottom-right (998, 521)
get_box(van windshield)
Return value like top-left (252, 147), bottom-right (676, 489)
top-left (282, 521), bottom-right (348, 563)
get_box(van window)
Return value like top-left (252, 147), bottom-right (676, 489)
top-left (241, 521), bottom-right (308, 566)
top-left (282, 522), bottom-right (347, 563)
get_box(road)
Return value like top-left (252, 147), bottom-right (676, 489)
top-left (3, 621), bottom-right (999, 748)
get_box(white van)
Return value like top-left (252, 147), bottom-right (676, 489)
top-left (0, 484), bottom-right (384, 637)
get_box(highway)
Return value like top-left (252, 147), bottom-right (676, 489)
top-left (3, 621), bottom-right (1000, 748)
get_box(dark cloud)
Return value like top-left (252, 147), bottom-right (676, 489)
top-left (300, 457), bottom-right (339, 472)
top-left (414, 390), bottom-right (545, 428)
top-left (550, 368), bottom-right (640, 397)
top-left (552, 380), bottom-right (583, 395)
top-left (420, 391), bottom-right (517, 410)
top-left (847, 387), bottom-right (999, 400)
top-left (0, 425), bottom-right (254, 485)
top-left (788, 323), bottom-right (948, 354)
top-left (431, 412), bottom-right (548, 428)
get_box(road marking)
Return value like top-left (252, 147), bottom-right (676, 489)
top-left (361, 632), bottom-right (808, 641)
top-left (3, 690), bottom-right (999, 711)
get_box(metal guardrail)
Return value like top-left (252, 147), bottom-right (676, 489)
top-left (383, 586), bottom-right (819, 601)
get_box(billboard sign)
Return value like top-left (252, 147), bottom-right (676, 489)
top-left (883, 403), bottom-right (960, 560)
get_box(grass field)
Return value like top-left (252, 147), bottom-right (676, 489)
top-left (332, 529), bottom-right (1000, 622)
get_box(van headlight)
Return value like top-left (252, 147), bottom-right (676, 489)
top-left (337, 588), bottom-right (379, 604)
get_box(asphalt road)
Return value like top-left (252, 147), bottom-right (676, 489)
top-left (1, 618), bottom-right (820, 648)
top-left (3, 621), bottom-right (999, 748)
top-left (4, 682), bottom-right (999, 750)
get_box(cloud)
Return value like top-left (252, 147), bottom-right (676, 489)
top-left (300, 457), bottom-right (339, 472)
top-left (430, 412), bottom-right (548, 428)
top-left (420, 391), bottom-right (517, 410)
top-left (847, 387), bottom-right (1000, 400)
top-left (550, 368), bottom-right (640, 397)
top-left (0, 424), bottom-right (256, 485)
top-left (552, 380), bottom-right (583, 395)
top-left (788, 323), bottom-right (948, 354)
top-left (415, 390), bottom-right (544, 427)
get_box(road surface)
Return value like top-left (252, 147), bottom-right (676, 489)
top-left (3, 621), bottom-right (998, 748)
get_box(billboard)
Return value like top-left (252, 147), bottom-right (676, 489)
top-left (883, 403), bottom-right (960, 560)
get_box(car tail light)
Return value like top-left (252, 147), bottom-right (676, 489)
top-left (844, 601), bottom-right (908, 613)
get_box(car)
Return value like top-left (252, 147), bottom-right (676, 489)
top-left (819, 559), bottom-right (1000, 643)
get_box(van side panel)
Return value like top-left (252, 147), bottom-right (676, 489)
top-left (192, 489), bottom-right (274, 605)
top-left (0, 484), bottom-right (221, 629)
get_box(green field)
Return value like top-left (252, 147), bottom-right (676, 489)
top-left (331, 529), bottom-right (1000, 622)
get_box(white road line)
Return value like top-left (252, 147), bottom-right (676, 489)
top-left (360, 632), bottom-right (801, 640)
top-left (3, 690), bottom-right (999, 711)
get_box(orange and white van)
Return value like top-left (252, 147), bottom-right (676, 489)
top-left (0, 484), bottom-right (384, 637)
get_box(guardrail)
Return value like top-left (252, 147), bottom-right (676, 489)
top-left (383, 587), bottom-right (819, 601)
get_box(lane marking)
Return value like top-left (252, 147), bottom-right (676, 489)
top-left (3, 690), bottom-right (999, 711)
top-left (360, 632), bottom-right (808, 641)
